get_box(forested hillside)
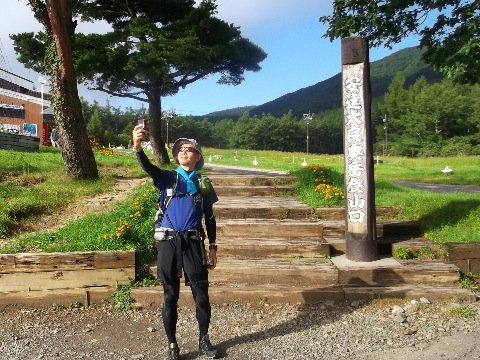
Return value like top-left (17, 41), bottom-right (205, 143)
top-left (83, 46), bottom-right (479, 157)
top-left (245, 47), bottom-right (443, 118)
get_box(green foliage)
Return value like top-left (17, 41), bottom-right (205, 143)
top-left (320, 0), bottom-right (480, 84)
top-left (415, 246), bottom-right (436, 260)
top-left (0, 146), bottom-right (143, 240)
top-left (394, 247), bottom-right (413, 260)
top-left (108, 283), bottom-right (134, 311)
top-left (446, 306), bottom-right (476, 318)
top-left (13, 0), bottom-right (267, 164)
top-left (52, 303), bottom-right (65, 311)
top-left (292, 165), bottom-right (345, 207)
top-left (459, 272), bottom-right (479, 294)
top-left (377, 77), bottom-right (480, 157)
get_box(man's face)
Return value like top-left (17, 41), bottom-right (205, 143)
top-left (177, 144), bottom-right (201, 170)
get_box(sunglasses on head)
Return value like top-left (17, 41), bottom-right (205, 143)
top-left (179, 146), bottom-right (197, 153)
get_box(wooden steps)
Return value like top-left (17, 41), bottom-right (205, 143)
top-left (199, 169), bottom-right (472, 304)
top-left (214, 237), bottom-right (329, 259)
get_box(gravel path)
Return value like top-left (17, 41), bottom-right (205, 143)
top-left (1, 297), bottom-right (478, 359)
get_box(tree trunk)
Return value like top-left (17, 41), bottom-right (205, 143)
top-left (148, 91), bottom-right (170, 165)
top-left (34, 0), bottom-right (98, 179)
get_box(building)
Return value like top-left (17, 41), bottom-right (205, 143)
top-left (0, 68), bottom-right (53, 145)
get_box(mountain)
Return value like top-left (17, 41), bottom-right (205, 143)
top-left (205, 47), bottom-right (443, 119)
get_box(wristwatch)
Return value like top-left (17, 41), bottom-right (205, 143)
top-left (209, 244), bottom-right (218, 251)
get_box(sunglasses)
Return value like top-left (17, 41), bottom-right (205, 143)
top-left (179, 146), bottom-right (197, 153)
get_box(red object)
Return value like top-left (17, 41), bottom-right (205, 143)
top-left (42, 124), bottom-right (49, 145)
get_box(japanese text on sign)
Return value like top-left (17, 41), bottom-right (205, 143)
top-left (344, 75), bottom-right (366, 224)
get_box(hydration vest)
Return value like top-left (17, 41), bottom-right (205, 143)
top-left (153, 172), bottom-right (212, 231)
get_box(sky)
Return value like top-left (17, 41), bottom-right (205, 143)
top-left (0, 0), bottom-right (421, 116)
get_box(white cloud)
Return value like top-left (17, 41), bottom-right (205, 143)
top-left (215, 0), bottom-right (330, 32)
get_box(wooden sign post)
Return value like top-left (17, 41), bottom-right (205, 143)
top-left (341, 37), bottom-right (377, 262)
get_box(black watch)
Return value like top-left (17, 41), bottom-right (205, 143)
top-left (209, 244), bottom-right (218, 251)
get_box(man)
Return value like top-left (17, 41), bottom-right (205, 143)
top-left (132, 125), bottom-right (219, 360)
top-left (50, 128), bottom-right (60, 148)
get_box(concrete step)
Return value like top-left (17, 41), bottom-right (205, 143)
top-left (214, 185), bottom-right (294, 197)
top-left (216, 237), bottom-right (330, 259)
top-left (216, 218), bottom-right (323, 238)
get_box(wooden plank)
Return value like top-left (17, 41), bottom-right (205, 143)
top-left (0, 254), bottom-right (16, 269)
top-left (208, 175), bottom-right (295, 187)
top-left (446, 243), bottom-right (480, 261)
top-left (209, 258), bottom-right (337, 287)
top-left (217, 219), bottom-right (323, 238)
top-left (450, 259), bottom-right (480, 276)
top-left (0, 268), bottom-right (134, 292)
top-left (216, 237), bottom-right (330, 259)
top-left (0, 251), bottom-right (135, 273)
top-left (337, 261), bottom-right (459, 286)
top-left (214, 185), bottom-right (294, 197)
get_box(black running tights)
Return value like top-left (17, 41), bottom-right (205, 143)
top-left (162, 279), bottom-right (211, 344)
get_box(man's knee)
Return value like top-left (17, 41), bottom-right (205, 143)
top-left (163, 284), bottom-right (180, 306)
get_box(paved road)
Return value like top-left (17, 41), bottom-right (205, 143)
top-left (395, 181), bottom-right (480, 194)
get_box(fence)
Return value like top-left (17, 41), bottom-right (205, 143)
top-left (0, 132), bottom-right (40, 152)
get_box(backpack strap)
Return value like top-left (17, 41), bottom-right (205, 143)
top-left (154, 172), bottom-right (178, 229)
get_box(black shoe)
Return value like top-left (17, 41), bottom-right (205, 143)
top-left (198, 334), bottom-right (219, 358)
top-left (166, 342), bottom-right (180, 360)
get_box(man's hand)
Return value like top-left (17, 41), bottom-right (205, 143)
top-left (132, 125), bottom-right (145, 152)
top-left (208, 250), bottom-right (217, 270)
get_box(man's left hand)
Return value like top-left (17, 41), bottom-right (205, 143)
top-left (208, 250), bottom-right (217, 270)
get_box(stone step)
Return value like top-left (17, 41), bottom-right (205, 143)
top-left (208, 174), bottom-right (296, 187)
top-left (214, 185), bottom-right (294, 197)
top-left (216, 237), bottom-right (330, 259)
top-left (216, 218), bottom-right (323, 238)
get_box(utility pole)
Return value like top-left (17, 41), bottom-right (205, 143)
top-left (383, 114), bottom-right (388, 155)
top-left (164, 109), bottom-right (176, 148)
top-left (302, 112), bottom-right (313, 154)
top-left (39, 76), bottom-right (46, 114)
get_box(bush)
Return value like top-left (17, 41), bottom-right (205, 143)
top-left (440, 138), bottom-right (472, 157)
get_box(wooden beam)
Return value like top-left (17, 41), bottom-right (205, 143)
top-left (341, 37), bottom-right (377, 261)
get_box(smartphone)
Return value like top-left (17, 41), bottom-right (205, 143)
top-left (137, 118), bottom-right (146, 130)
